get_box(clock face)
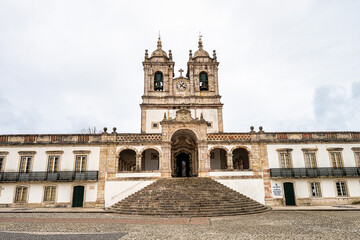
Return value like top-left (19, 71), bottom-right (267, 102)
top-left (176, 80), bottom-right (187, 91)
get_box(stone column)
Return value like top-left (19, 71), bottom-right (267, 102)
top-left (197, 140), bottom-right (209, 177)
top-left (226, 153), bottom-right (234, 170)
top-left (161, 141), bottom-right (172, 177)
top-left (96, 144), bottom-right (116, 208)
top-left (135, 154), bottom-right (142, 171)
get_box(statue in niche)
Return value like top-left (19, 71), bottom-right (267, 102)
top-left (181, 160), bottom-right (187, 177)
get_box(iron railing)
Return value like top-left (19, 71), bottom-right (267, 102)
top-left (270, 167), bottom-right (360, 178)
top-left (0, 171), bottom-right (98, 182)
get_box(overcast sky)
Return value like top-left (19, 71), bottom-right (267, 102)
top-left (0, 0), bottom-right (359, 134)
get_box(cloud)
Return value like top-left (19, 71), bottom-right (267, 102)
top-left (312, 82), bottom-right (360, 131)
top-left (0, 1), bottom-right (359, 134)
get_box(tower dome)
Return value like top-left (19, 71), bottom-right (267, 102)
top-left (193, 37), bottom-right (210, 58)
top-left (151, 36), bottom-right (168, 58)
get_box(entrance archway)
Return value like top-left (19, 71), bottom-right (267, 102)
top-left (174, 151), bottom-right (191, 177)
top-left (171, 129), bottom-right (198, 177)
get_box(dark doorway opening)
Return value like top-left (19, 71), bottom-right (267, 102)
top-left (283, 182), bottom-right (296, 206)
top-left (72, 186), bottom-right (84, 207)
top-left (175, 152), bottom-right (191, 177)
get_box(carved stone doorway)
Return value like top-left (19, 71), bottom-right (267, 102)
top-left (171, 129), bottom-right (198, 177)
top-left (174, 151), bottom-right (191, 177)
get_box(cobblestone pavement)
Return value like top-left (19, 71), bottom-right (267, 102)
top-left (0, 211), bottom-right (359, 239)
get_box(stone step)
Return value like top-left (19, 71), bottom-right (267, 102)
top-left (108, 177), bottom-right (270, 217)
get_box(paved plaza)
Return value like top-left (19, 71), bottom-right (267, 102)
top-left (0, 211), bottom-right (359, 239)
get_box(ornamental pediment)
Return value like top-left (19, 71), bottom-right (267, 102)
top-left (175, 109), bottom-right (193, 122)
top-left (161, 109), bottom-right (207, 125)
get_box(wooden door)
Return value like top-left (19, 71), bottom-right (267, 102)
top-left (283, 182), bottom-right (296, 206)
top-left (72, 186), bottom-right (84, 207)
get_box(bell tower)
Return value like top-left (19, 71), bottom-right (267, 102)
top-left (140, 37), bottom-right (223, 133)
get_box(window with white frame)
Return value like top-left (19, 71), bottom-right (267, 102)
top-left (43, 186), bottom-right (56, 202)
top-left (75, 155), bottom-right (87, 172)
top-left (279, 152), bottom-right (292, 168)
top-left (330, 152), bottom-right (343, 168)
top-left (336, 181), bottom-right (347, 197)
top-left (305, 152), bottom-right (317, 168)
top-left (19, 156), bottom-right (32, 173)
top-left (310, 182), bottom-right (322, 197)
top-left (15, 186), bottom-right (28, 203)
top-left (355, 152), bottom-right (360, 167)
top-left (47, 156), bottom-right (59, 173)
top-left (0, 156), bottom-right (4, 171)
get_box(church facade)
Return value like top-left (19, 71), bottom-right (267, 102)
top-left (0, 38), bottom-right (360, 208)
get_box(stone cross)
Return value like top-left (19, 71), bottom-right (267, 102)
top-left (179, 69), bottom-right (184, 77)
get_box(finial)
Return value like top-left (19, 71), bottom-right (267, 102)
top-left (213, 50), bottom-right (217, 61)
top-left (157, 35), bottom-right (162, 49)
top-left (169, 50), bottom-right (172, 60)
top-left (200, 113), bottom-right (204, 120)
top-left (179, 69), bottom-right (184, 77)
top-left (259, 126), bottom-right (264, 133)
top-left (164, 112), bottom-right (167, 120)
top-left (189, 50), bottom-right (192, 59)
top-left (198, 32), bottom-right (203, 49)
top-left (145, 49), bottom-right (148, 60)
top-left (112, 127), bottom-right (117, 133)
top-left (103, 127), bottom-right (108, 133)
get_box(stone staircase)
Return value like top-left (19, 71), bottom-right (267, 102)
top-left (107, 178), bottom-right (270, 217)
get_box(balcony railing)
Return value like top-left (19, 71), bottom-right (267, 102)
top-left (0, 171), bottom-right (98, 182)
top-left (270, 168), bottom-right (360, 178)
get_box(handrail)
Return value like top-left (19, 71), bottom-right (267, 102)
top-left (270, 167), bottom-right (360, 178)
top-left (0, 171), bottom-right (98, 182)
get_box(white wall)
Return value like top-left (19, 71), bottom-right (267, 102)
top-left (270, 179), bottom-right (360, 199)
top-left (267, 143), bottom-right (360, 168)
top-left (104, 181), bottom-right (154, 207)
top-left (0, 182), bottom-right (98, 204)
top-left (0, 146), bottom-right (100, 172)
top-left (216, 179), bottom-right (265, 204)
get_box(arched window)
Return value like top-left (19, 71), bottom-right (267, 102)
top-left (118, 149), bottom-right (136, 172)
top-left (232, 148), bottom-right (250, 170)
top-left (199, 72), bottom-right (208, 91)
top-left (154, 72), bottom-right (163, 91)
top-left (210, 148), bottom-right (227, 170)
top-left (141, 149), bottom-right (160, 171)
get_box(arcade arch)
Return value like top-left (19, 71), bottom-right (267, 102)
top-left (118, 149), bottom-right (136, 172)
top-left (209, 147), bottom-right (228, 170)
top-left (232, 147), bottom-right (250, 170)
top-left (140, 148), bottom-right (160, 171)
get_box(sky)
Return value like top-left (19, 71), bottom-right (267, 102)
top-left (0, 0), bottom-right (359, 134)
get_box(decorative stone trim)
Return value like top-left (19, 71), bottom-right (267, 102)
top-left (276, 134), bottom-right (288, 140)
top-left (326, 147), bottom-right (343, 151)
top-left (326, 133), bottom-right (337, 139)
top-left (276, 148), bottom-right (293, 152)
top-left (73, 150), bottom-right (91, 154)
top-left (18, 151), bottom-right (36, 155)
top-left (301, 148), bottom-right (318, 152)
top-left (351, 147), bottom-right (360, 151)
top-left (51, 136), bottom-right (63, 142)
top-left (207, 134), bottom-right (251, 141)
top-left (351, 133), bottom-right (360, 139)
top-left (0, 151), bottom-right (9, 155)
top-left (45, 151), bottom-right (64, 154)
top-left (0, 136), bottom-right (8, 142)
top-left (116, 134), bottom-right (162, 142)
top-left (24, 136), bottom-right (36, 143)
top-left (78, 135), bottom-right (90, 142)
top-left (302, 133), bottom-right (312, 139)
